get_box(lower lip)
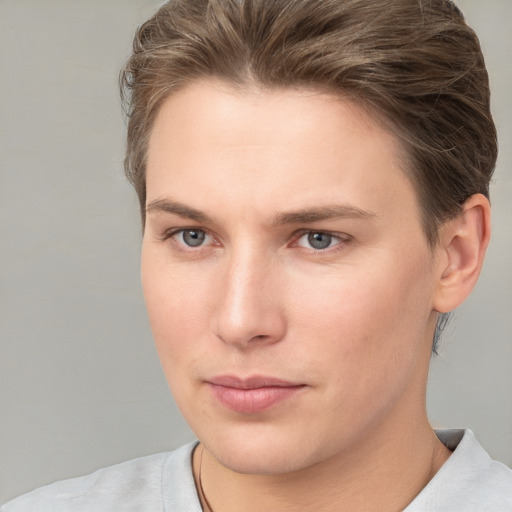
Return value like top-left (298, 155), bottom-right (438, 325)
top-left (209, 384), bottom-right (305, 413)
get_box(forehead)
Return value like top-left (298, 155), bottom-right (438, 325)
top-left (146, 80), bottom-right (421, 230)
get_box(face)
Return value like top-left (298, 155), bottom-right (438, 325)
top-left (142, 81), bottom-right (440, 474)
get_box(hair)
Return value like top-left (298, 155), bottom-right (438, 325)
top-left (120, 0), bottom-right (497, 352)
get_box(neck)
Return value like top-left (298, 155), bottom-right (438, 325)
top-left (193, 406), bottom-right (451, 512)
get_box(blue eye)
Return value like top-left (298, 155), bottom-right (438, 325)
top-left (297, 232), bottom-right (341, 250)
top-left (178, 229), bottom-right (208, 247)
top-left (308, 232), bottom-right (333, 249)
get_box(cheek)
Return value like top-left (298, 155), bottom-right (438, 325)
top-left (142, 262), bottom-right (217, 422)
top-left (141, 250), bottom-right (214, 370)
top-left (288, 255), bottom-right (433, 388)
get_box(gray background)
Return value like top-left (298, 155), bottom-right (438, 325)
top-left (0, 0), bottom-right (510, 504)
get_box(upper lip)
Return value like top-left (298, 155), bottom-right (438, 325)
top-left (207, 375), bottom-right (304, 389)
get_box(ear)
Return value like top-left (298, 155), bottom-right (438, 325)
top-left (433, 194), bottom-right (491, 313)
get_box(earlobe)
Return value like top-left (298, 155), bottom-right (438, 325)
top-left (433, 194), bottom-right (491, 313)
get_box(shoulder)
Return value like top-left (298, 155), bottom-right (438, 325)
top-left (406, 429), bottom-right (512, 511)
top-left (1, 443), bottom-right (199, 512)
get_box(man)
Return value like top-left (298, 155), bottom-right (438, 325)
top-left (3, 0), bottom-right (511, 510)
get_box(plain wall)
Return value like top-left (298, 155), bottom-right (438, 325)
top-left (1, 0), bottom-right (511, 504)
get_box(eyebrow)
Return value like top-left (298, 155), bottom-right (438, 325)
top-left (272, 205), bottom-right (376, 225)
top-left (146, 198), bottom-right (375, 225)
top-left (146, 199), bottom-right (214, 223)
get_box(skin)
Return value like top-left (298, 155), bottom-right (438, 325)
top-left (141, 80), bottom-right (490, 511)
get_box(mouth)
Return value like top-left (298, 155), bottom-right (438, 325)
top-left (206, 375), bottom-right (307, 414)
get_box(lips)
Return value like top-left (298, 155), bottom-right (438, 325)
top-left (206, 375), bottom-right (306, 413)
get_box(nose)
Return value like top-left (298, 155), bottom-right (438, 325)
top-left (211, 248), bottom-right (287, 349)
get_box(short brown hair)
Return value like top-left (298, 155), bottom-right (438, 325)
top-left (120, 0), bottom-right (497, 246)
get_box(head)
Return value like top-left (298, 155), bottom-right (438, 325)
top-left (120, 0), bottom-right (495, 476)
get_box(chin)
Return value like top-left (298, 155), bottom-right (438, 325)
top-left (198, 423), bottom-right (325, 475)
top-left (210, 444), bottom-right (303, 475)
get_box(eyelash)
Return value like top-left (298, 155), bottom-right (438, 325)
top-left (161, 228), bottom-right (352, 254)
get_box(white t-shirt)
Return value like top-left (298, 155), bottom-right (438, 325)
top-left (2, 430), bottom-right (511, 511)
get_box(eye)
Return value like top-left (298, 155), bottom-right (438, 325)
top-left (174, 229), bottom-right (210, 247)
top-left (296, 231), bottom-right (343, 250)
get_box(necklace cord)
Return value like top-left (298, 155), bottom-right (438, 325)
top-left (198, 444), bottom-right (214, 512)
